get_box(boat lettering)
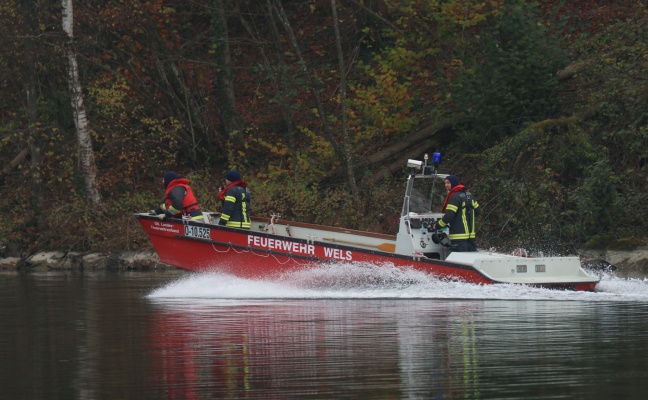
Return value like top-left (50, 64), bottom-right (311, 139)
top-left (184, 225), bottom-right (210, 239)
top-left (323, 247), bottom-right (353, 261)
top-left (248, 235), bottom-right (315, 256)
top-left (151, 221), bottom-right (180, 234)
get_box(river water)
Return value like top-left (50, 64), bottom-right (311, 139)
top-left (1, 263), bottom-right (648, 399)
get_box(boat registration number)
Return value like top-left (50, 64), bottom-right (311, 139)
top-left (184, 225), bottom-right (210, 239)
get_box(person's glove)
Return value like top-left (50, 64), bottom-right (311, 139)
top-left (149, 210), bottom-right (156, 215)
top-left (157, 213), bottom-right (166, 220)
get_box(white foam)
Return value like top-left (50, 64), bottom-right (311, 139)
top-left (147, 262), bottom-right (648, 302)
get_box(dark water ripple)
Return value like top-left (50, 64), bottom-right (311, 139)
top-left (1, 269), bottom-right (647, 399)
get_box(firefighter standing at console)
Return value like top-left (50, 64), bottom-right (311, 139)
top-left (433, 175), bottom-right (479, 252)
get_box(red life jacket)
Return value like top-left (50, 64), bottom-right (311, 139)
top-left (165, 178), bottom-right (201, 217)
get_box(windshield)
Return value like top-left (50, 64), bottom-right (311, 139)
top-left (408, 176), bottom-right (446, 214)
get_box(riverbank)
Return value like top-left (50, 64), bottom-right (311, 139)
top-left (1, 247), bottom-right (647, 277)
top-left (579, 247), bottom-right (648, 277)
top-left (0, 251), bottom-right (177, 273)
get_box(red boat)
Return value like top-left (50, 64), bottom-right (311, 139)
top-left (136, 156), bottom-right (600, 291)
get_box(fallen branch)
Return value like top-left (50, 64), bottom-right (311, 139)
top-left (1, 148), bottom-right (29, 182)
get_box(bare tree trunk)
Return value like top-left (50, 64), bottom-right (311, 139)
top-left (210, 0), bottom-right (243, 147)
top-left (62, 0), bottom-right (102, 205)
top-left (21, 2), bottom-right (44, 226)
top-left (262, 0), bottom-right (298, 176)
top-left (26, 45), bottom-right (44, 228)
top-left (271, 0), bottom-right (345, 163)
top-left (152, 56), bottom-right (203, 162)
top-left (331, 0), bottom-right (359, 197)
top-left (235, 0), bottom-right (300, 175)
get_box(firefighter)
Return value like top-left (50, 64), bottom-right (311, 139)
top-left (217, 170), bottom-right (251, 229)
top-left (154, 171), bottom-right (204, 221)
top-left (433, 175), bottom-right (479, 252)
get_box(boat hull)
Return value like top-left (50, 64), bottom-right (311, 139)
top-left (135, 214), bottom-right (599, 291)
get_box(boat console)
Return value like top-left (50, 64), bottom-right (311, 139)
top-left (395, 154), bottom-right (452, 260)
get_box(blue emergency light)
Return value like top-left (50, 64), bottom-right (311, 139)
top-left (432, 152), bottom-right (442, 166)
top-left (432, 153), bottom-right (441, 171)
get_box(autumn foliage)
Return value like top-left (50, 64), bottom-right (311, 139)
top-left (0, 0), bottom-right (646, 256)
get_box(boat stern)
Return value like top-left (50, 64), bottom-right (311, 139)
top-left (446, 251), bottom-right (600, 290)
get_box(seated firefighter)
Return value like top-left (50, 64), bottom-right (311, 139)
top-left (154, 171), bottom-right (204, 221)
top-left (217, 170), bottom-right (251, 229)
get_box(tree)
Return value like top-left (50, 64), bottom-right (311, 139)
top-left (233, 0), bottom-right (301, 177)
top-left (210, 0), bottom-right (243, 152)
top-left (451, 0), bottom-right (567, 147)
top-left (271, 0), bottom-right (345, 169)
top-left (22, 1), bottom-right (44, 227)
top-left (62, 0), bottom-right (102, 205)
top-left (330, 0), bottom-right (358, 197)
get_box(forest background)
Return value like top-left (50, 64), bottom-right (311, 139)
top-left (0, 0), bottom-right (646, 258)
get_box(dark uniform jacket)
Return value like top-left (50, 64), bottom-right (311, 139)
top-left (219, 184), bottom-right (251, 229)
top-left (437, 189), bottom-right (479, 241)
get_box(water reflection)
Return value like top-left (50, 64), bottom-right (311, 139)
top-left (146, 295), bottom-right (648, 399)
top-left (2, 269), bottom-right (648, 399)
top-left (148, 299), bottom-right (486, 399)
top-left (146, 262), bottom-right (648, 400)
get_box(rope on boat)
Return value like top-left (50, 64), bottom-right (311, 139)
top-left (209, 242), bottom-right (231, 253)
top-left (209, 241), bottom-right (313, 266)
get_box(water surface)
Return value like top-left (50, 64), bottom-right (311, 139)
top-left (1, 264), bottom-right (647, 399)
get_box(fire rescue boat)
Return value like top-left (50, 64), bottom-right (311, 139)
top-left (135, 155), bottom-right (600, 291)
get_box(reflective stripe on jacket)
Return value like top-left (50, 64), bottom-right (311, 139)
top-left (437, 190), bottom-right (479, 241)
top-left (219, 184), bottom-right (251, 229)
